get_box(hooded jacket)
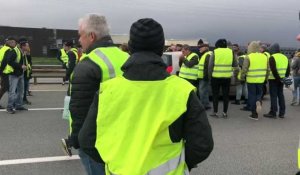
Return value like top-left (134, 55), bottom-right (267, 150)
top-left (240, 41), bottom-right (270, 82)
top-left (291, 52), bottom-right (300, 77)
top-left (78, 51), bottom-right (214, 170)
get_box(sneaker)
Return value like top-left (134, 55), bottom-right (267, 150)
top-left (7, 108), bottom-right (15, 114)
top-left (249, 113), bottom-right (258, 120)
top-left (256, 101), bottom-right (262, 114)
top-left (278, 114), bottom-right (285, 119)
top-left (0, 105), bottom-right (5, 109)
top-left (291, 101), bottom-right (298, 106)
top-left (61, 138), bottom-right (72, 157)
top-left (231, 100), bottom-right (241, 105)
top-left (27, 91), bottom-right (33, 96)
top-left (263, 113), bottom-right (277, 119)
top-left (15, 107), bottom-right (28, 111)
top-left (209, 113), bottom-right (219, 118)
top-left (222, 112), bottom-right (228, 119)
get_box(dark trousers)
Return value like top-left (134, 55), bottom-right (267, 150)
top-left (0, 74), bottom-right (9, 101)
top-left (211, 78), bottom-right (231, 113)
top-left (247, 83), bottom-right (263, 112)
top-left (23, 76), bottom-right (29, 101)
top-left (184, 78), bottom-right (199, 96)
top-left (268, 80), bottom-right (285, 116)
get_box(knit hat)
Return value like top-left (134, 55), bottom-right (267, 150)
top-left (128, 18), bottom-right (165, 56)
top-left (215, 39), bottom-right (227, 48)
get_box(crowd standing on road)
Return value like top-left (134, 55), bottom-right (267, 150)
top-left (0, 37), bottom-right (32, 114)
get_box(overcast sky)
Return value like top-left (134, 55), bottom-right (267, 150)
top-left (1, 0), bottom-right (300, 47)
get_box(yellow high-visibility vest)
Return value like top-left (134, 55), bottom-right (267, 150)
top-left (70, 48), bottom-right (79, 63)
top-left (96, 75), bottom-right (194, 175)
top-left (269, 53), bottom-right (288, 80)
top-left (0, 45), bottom-right (11, 64)
top-left (60, 49), bottom-right (68, 64)
top-left (246, 53), bottom-right (268, 83)
top-left (69, 47), bottom-right (129, 133)
top-left (179, 52), bottom-right (199, 80)
top-left (198, 51), bottom-right (212, 79)
top-left (212, 48), bottom-right (233, 78)
top-left (3, 47), bottom-right (21, 74)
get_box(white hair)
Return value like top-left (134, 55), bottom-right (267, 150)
top-left (78, 13), bottom-right (110, 39)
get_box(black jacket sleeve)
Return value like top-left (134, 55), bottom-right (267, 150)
top-left (183, 91), bottom-right (214, 170)
top-left (183, 55), bottom-right (199, 68)
top-left (78, 91), bottom-right (103, 163)
top-left (69, 59), bottom-right (102, 149)
top-left (269, 56), bottom-right (281, 81)
top-left (203, 54), bottom-right (210, 81)
top-left (65, 51), bottom-right (76, 80)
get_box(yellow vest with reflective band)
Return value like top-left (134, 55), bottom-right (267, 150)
top-left (246, 53), bottom-right (268, 83)
top-left (269, 53), bottom-right (288, 80)
top-left (70, 48), bottom-right (79, 63)
top-left (179, 52), bottom-right (199, 80)
top-left (24, 55), bottom-right (31, 78)
top-left (69, 47), bottom-right (129, 133)
top-left (3, 47), bottom-right (22, 74)
top-left (96, 75), bottom-right (194, 175)
top-left (198, 51), bottom-right (212, 78)
top-left (0, 45), bottom-right (11, 64)
top-left (60, 49), bottom-right (68, 64)
top-left (212, 48), bottom-right (233, 78)
top-left (264, 52), bottom-right (271, 59)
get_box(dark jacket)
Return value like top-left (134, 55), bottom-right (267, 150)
top-left (78, 51), bottom-right (214, 170)
top-left (65, 50), bottom-right (76, 81)
top-left (69, 36), bottom-right (114, 149)
top-left (268, 43), bottom-right (290, 82)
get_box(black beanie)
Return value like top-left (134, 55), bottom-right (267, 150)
top-left (215, 39), bottom-right (227, 48)
top-left (128, 18), bottom-right (165, 56)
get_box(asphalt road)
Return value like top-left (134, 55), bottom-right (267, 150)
top-left (0, 84), bottom-right (299, 175)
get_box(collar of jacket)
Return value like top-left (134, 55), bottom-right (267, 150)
top-left (85, 35), bottom-right (114, 54)
top-left (122, 51), bottom-right (169, 81)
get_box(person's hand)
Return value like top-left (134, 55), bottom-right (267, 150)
top-left (22, 65), bottom-right (27, 71)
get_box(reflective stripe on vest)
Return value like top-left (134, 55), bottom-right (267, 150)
top-left (269, 53), bottom-right (288, 80)
top-left (198, 51), bottom-right (211, 78)
top-left (96, 76), bottom-right (194, 175)
top-left (68, 47), bottom-right (128, 133)
top-left (60, 49), bottom-right (68, 64)
top-left (212, 48), bottom-right (233, 78)
top-left (3, 47), bottom-right (21, 74)
top-left (246, 53), bottom-right (268, 83)
top-left (179, 52), bottom-right (199, 80)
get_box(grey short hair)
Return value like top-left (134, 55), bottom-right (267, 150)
top-left (79, 13), bottom-right (110, 39)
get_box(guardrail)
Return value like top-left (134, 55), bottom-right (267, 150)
top-left (31, 65), bottom-right (65, 84)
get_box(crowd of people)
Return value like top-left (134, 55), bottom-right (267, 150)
top-left (167, 38), bottom-right (299, 120)
top-left (1, 13), bottom-right (299, 175)
top-left (0, 38), bottom-right (32, 114)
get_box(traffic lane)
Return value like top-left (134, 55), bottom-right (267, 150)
top-left (191, 90), bottom-right (299, 175)
top-left (0, 110), bottom-right (69, 160)
top-left (0, 160), bottom-right (84, 175)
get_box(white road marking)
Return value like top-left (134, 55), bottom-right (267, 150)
top-left (0, 108), bottom-right (63, 112)
top-left (30, 90), bottom-right (66, 92)
top-left (0, 155), bottom-right (79, 166)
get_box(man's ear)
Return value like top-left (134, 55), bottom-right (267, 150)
top-left (90, 32), bottom-right (97, 42)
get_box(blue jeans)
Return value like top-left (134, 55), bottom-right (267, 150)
top-left (198, 79), bottom-right (210, 107)
top-left (268, 80), bottom-right (285, 115)
top-left (78, 149), bottom-right (105, 175)
top-left (7, 75), bottom-right (24, 109)
top-left (247, 83), bottom-right (263, 112)
top-left (292, 76), bottom-right (300, 100)
top-left (236, 83), bottom-right (248, 100)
